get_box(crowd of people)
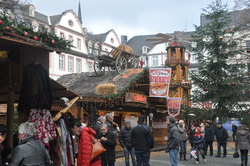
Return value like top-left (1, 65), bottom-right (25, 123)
top-left (165, 116), bottom-right (250, 166)
top-left (0, 114), bottom-right (249, 166)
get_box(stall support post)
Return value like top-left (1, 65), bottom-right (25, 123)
top-left (6, 86), bottom-right (14, 148)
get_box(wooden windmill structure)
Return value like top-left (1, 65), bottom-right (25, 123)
top-left (146, 32), bottom-right (192, 110)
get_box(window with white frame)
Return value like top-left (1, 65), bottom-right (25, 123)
top-left (32, 25), bottom-right (38, 32)
top-left (29, 8), bottom-right (34, 17)
top-left (76, 59), bottom-right (82, 73)
top-left (87, 62), bottom-right (92, 72)
top-left (68, 57), bottom-right (73, 72)
top-left (191, 53), bottom-right (197, 63)
top-left (142, 46), bottom-right (148, 54)
top-left (69, 35), bottom-right (73, 44)
top-left (77, 38), bottom-right (81, 49)
top-left (152, 56), bottom-right (158, 66)
top-left (59, 54), bottom-right (64, 70)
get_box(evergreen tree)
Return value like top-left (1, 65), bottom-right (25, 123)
top-left (190, 0), bottom-right (250, 123)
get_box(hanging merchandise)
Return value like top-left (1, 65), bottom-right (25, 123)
top-left (18, 63), bottom-right (53, 112)
top-left (28, 109), bottom-right (57, 147)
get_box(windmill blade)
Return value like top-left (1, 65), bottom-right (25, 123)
top-left (146, 37), bottom-right (163, 41)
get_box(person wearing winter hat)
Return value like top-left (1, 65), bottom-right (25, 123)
top-left (166, 116), bottom-right (179, 166)
top-left (235, 124), bottom-right (250, 166)
top-left (119, 121), bottom-right (136, 166)
top-left (193, 127), bottom-right (206, 164)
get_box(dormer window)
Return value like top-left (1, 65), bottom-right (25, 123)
top-left (142, 46), bottom-right (149, 54)
top-left (29, 6), bottom-right (35, 17)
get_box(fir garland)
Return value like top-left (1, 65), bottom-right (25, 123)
top-left (102, 68), bottom-right (148, 100)
top-left (0, 16), bottom-right (73, 51)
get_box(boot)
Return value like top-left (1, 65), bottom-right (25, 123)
top-left (183, 151), bottom-right (188, 161)
top-left (179, 152), bottom-right (183, 161)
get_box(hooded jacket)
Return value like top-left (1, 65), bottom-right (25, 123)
top-left (236, 129), bottom-right (250, 150)
top-left (193, 127), bottom-right (205, 149)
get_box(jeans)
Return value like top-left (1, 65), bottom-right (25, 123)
top-left (135, 151), bottom-right (150, 166)
top-left (179, 141), bottom-right (187, 152)
top-left (240, 149), bottom-right (248, 165)
top-left (169, 148), bottom-right (178, 166)
top-left (196, 148), bottom-right (206, 162)
top-left (204, 141), bottom-right (213, 155)
top-left (124, 147), bottom-right (137, 166)
top-left (217, 142), bottom-right (227, 156)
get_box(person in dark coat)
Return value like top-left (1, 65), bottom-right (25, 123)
top-left (99, 124), bottom-right (116, 166)
top-left (131, 115), bottom-right (154, 166)
top-left (9, 122), bottom-right (50, 166)
top-left (189, 123), bottom-right (196, 149)
top-left (165, 116), bottom-right (179, 166)
top-left (232, 122), bottom-right (238, 142)
top-left (235, 124), bottom-right (250, 166)
top-left (215, 123), bottom-right (228, 157)
top-left (204, 120), bottom-right (214, 156)
top-left (119, 121), bottom-right (136, 166)
top-left (93, 116), bottom-right (106, 139)
top-left (105, 113), bottom-right (119, 135)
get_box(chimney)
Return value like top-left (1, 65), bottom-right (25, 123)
top-left (121, 35), bottom-right (128, 45)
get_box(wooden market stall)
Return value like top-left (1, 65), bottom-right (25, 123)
top-left (0, 32), bottom-right (79, 148)
top-left (56, 68), bottom-right (172, 145)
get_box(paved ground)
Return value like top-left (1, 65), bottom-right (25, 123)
top-left (115, 141), bottom-right (246, 166)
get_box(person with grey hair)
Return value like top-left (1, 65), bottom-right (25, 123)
top-left (99, 124), bottom-right (116, 166)
top-left (93, 116), bottom-right (106, 138)
top-left (105, 113), bottom-right (120, 135)
top-left (9, 122), bottom-right (51, 166)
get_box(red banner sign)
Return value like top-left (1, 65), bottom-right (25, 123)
top-left (149, 68), bottom-right (172, 97)
top-left (167, 97), bottom-right (181, 117)
top-left (125, 92), bottom-right (147, 104)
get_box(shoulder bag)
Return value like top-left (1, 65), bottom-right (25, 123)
top-left (90, 136), bottom-right (106, 161)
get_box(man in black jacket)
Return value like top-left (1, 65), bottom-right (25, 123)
top-left (215, 123), bottom-right (228, 157)
top-left (131, 115), bottom-right (154, 166)
top-left (119, 121), bottom-right (136, 166)
top-left (204, 120), bottom-right (214, 156)
top-left (166, 116), bottom-right (179, 166)
top-left (231, 122), bottom-right (238, 142)
top-left (100, 124), bottom-right (117, 166)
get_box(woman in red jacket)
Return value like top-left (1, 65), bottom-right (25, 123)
top-left (77, 127), bottom-right (101, 166)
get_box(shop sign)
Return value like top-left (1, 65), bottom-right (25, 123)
top-left (125, 92), bottom-right (147, 104)
top-left (167, 97), bottom-right (181, 117)
top-left (152, 122), bottom-right (168, 128)
top-left (149, 68), bottom-right (172, 97)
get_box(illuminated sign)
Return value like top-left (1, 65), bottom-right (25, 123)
top-left (125, 92), bottom-right (147, 104)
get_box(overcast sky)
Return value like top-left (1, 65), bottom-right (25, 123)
top-left (31, 0), bottom-right (235, 40)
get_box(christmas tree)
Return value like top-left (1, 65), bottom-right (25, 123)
top-left (190, 0), bottom-right (250, 123)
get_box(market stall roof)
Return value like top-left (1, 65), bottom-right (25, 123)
top-left (0, 78), bottom-right (79, 104)
top-left (56, 68), bottom-right (146, 98)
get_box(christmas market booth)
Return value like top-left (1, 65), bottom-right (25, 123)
top-left (57, 68), bottom-right (180, 145)
top-left (0, 21), bottom-right (80, 151)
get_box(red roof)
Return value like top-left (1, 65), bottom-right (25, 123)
top-left (169, 42), bottom-right (184, 47)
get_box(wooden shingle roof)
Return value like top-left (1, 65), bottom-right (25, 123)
top-left (56, 68), bottom-right (146, 98)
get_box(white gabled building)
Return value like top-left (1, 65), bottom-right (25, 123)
top-left (20, 3), bottom-right (121, 80)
